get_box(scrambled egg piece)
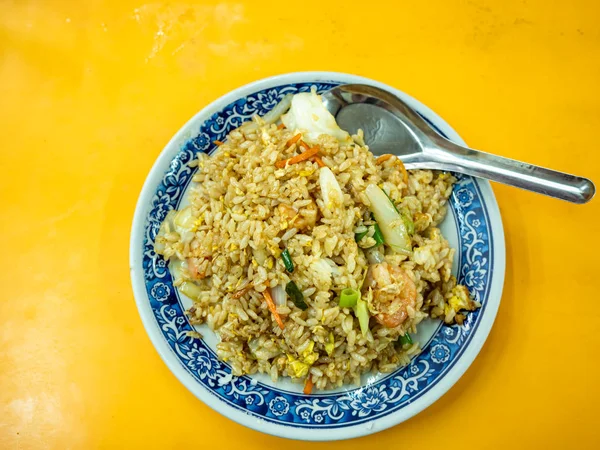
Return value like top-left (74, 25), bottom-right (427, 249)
top-left (325, 332), bottom-right (335, 357)
top-left (190, 215), bottom-right (203, 232)
top-left (319, 167), bottom-right (343, 211)
top-left (267, 242), bottom-right (281, 257)
top-left (302, 341), bottom-right (319, 365)
top-left (446, 285), bottom-right (477, 314)
top-left (286, 341), bottom-right (320, 378)
top-left (287, 358), bottom-right (310, 378)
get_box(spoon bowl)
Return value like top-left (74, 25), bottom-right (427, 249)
top-left (321, 84), bottom-right (595, 204)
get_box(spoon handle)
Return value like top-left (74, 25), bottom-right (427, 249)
top-left (430, 141), bottom-right (595, 204)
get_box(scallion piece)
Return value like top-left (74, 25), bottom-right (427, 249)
top-left (339, 288), bottom-right (360, 308)
top-left (354, 298), bottom-right (370, 337)
top-left (285, 281), bottom-right (307, 310)
top-left (399, 333), bottom-right (413, 346)
top-left (356, 221), bottom-right (384, 247)
top-left (281, 248), bottom-right (294, 273)
top-left (372, 223), bottom-right (385, 246)
top-left (355, 230), bottom-right (368, 242)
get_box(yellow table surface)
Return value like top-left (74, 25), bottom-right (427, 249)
top-left (1, 0), bottom-right (599, 448)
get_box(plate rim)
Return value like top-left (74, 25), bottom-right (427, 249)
top-left (129, 71), bottom-right (505, 441)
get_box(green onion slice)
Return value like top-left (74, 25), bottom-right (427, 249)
top-left (281, 248), bottom-right (294, 273)
top-left (285, 281), bottom-right (307, 310)
top-left (339, 288), bottom-right (360, 308)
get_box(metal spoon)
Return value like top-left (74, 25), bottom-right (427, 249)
top-left (321, 84), bottom-right (595, 204)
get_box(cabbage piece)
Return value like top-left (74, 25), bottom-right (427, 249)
top-left (365, 184), bottom-right (411, 254)
top-left (281, 91), bottom-right (351, 144)
top-left (173, 206), bottom-right (197, 244)
top-left (271, 283), bottom-right (288, 307)
top-left (179, 281), bottom-right (202, 301)
top-left (319, 167), bottom-right (343, 210)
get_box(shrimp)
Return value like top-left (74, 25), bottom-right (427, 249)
top-left (362, 262), bottom-right (417, 328)
top-left (277, 201), bottom-right (318, 230)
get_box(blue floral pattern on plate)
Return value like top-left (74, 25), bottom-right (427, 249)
top-left (140, 82), bottom-right (493, 428)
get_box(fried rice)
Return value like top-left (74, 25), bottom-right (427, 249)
top-left (154, 99), bottom-right (479, 391)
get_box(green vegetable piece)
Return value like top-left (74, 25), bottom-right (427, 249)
top-left (285, 281), bottom-right (307, 310)
top-left (401, 210), bottom-right (415, 236)
top-left (356, 218), bottom-right (384, 248)
top-left (355, 230), bottom-right (368, 242)
top-left (281, 248), bottom-right (294, 273)
top-left (372, 223), bottom-right (385, 246)
top-left (399, 333), bottom-right (413, 346)
top-left (339, 288), bottom-right (360, 308)
top-left (354, 298), bottom-right (370, 337)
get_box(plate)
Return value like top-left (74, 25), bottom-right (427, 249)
top-left (130, 72), bottom-right (505, 440)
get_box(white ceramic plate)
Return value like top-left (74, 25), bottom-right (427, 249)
top-left (130, 72), bottom-right (505, 441)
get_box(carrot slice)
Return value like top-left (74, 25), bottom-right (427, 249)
top-left (263, 288), bottom-right (285, 330)
top-left (275, 147), bottom-right (320, 169)
top-left (213, 140), bottom-right (225, 146)
top-left (277, 123), bottom-right (285, 130)
top-left (303, 375), bottom-right (314, 395)
top-left (286, 133), bottom-right (302, 147)
top-left (312, 155), bottom-right (326, 168)
top-left (376, 154), bottom-right (392, 164)
top-left (298, 140), bottom-right (310, 150)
